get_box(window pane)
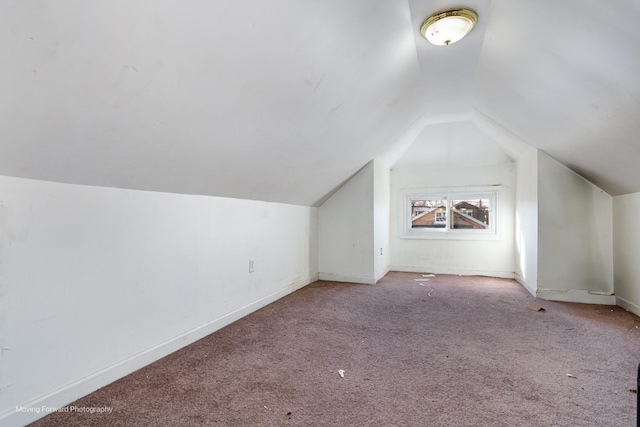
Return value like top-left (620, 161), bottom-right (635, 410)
top-left (411, 199), bottom-right (447, 229)
top-left (449, 198), bottom-right (490, 230)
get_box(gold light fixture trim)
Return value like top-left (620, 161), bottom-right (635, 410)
top-left (420, 8), bottom-right (478, 46)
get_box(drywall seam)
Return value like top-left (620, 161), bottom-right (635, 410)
top-left (1, 274), bottom-right (317, 427)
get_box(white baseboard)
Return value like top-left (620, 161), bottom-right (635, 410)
top-left (515, 274), bottom-right (536, 297)
top-left (375, 267), bottom-right (390, 284)
top-left (616, 295), bottom-right (640, 317)
top-left (318, 268), bottom-right (389, 285)
top-left (537, 288), bottom-right (616, 305)
top-left (318, 272), bottom-right (376, 285)
top-left (389, 265), bottom-right (515, 279)
top-left (0, 274), bottom-right (318, 427)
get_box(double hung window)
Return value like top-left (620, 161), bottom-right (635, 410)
top-left (403, 188), bottom-right (497, 238)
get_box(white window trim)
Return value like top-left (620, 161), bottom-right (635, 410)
top-left (402, 186), bottom-right (499, 240)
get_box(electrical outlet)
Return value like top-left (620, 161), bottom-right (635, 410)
top-left (249, 259), bottom-right (255, 273)
top-left (380, 248), bottom-right (383, 255)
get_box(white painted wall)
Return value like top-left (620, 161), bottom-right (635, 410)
top-left (613, 192), bottom-right (640, 316)
top-left (373, 160), bottom-right (390, 282)
top-left (389, 162), bottom-right (516, 277)
top-left (514, 148), bottom-right (539, 295)
top-left (0, 175), bottom-right (318, 427)
top-left (537, 151), bottom-right (614, 304)
top-left (318, 162), bottom-right (375, 284)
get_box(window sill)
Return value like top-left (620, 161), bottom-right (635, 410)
top-left (401, 230), bottom-right (501, 241)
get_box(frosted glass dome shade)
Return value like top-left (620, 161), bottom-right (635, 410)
top-left (420, 8), bottom-right (478, 46)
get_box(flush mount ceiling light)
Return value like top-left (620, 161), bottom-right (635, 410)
top-left (420, 8), bottom-right (478, 46)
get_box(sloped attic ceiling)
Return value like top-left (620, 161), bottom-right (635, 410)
top-left (472, 0), bottom-right (640, 196)
top-left (1, 1), bottom-right (639, 205)
top-left (0, 0), bottom-right (428, 206)
top-left (393, 120), bottom-right (513, 169)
